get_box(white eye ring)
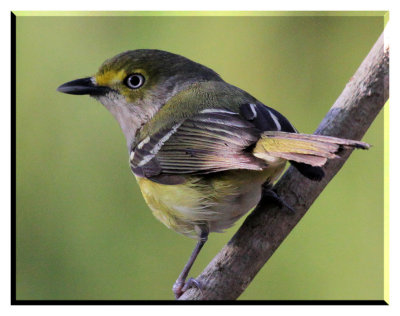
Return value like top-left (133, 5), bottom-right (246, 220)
top-left (125, 74), bottom-right (145, 89)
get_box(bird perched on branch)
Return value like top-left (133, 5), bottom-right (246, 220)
top-left (58, 49), bottom-right (369, 299)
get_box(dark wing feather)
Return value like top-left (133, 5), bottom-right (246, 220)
top-left (130, 110), bottom-right (266, 184)
top-left (239, 103), bottom-right (298, 133)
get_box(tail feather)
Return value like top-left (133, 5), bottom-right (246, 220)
top-left (253, 131), bottom-right (369, 181)
top-left (290, 162), bottom-right (325, 181)
top-left (273, 152), bottom-right (329, 167)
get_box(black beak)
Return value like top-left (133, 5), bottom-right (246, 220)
top-left (57, 77), bottom-right (111, 96)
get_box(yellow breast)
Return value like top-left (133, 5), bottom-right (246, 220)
top-left (136, 163), bottom-right (286, 239)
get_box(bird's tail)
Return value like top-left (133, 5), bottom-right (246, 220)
top-left (253, 131), bottom-right (370, 181)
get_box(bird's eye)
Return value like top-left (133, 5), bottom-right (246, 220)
top-left (124, 74), bottom-right (145, 89)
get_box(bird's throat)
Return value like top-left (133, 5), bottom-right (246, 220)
top-left (94, 92), bottom-right (160, 150)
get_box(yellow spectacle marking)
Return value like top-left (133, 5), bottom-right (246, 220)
top-left (95, 69), bottom-right (127, 86)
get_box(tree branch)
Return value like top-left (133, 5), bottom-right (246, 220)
top-left (179, 29), bottom-right (389, 300)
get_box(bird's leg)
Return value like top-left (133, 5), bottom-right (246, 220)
top-left (262, 183), bottom-right (295, 214)
top-left (173, 227), bottom-right (209, 299)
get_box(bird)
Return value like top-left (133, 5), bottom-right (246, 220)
top-left (57, 49), bottom-right (369, 299)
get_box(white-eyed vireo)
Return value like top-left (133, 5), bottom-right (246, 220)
top-left (58, 50), bottom-right (369, 298)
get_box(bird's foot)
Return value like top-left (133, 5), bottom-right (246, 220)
top-left (262, 184), bottom-right (295, 214)
top-left (173, 277), bottom-right (203, 299)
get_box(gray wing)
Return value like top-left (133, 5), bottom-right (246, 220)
top-left (130, 109), bottom-right (268, 184)
top-left (130, 104), bottom-right (296, 184)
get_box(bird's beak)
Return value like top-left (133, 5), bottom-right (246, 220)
top-left (57, 77), bottom-right (111, 96)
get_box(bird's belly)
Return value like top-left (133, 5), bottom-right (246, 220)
top-left (206, 183), bottom-right (262, 234)
top-left (136, 165), bottom-right (285, 239)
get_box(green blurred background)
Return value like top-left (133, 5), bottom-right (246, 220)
top-left (16, 13), bottom-right (386, 300)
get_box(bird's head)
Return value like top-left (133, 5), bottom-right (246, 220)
top-left (57, 49), bottom-right (222, 147)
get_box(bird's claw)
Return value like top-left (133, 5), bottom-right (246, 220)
top-left (262, 185), bottom-right (296, 214)
top-left (173, 277), bottom-right (203, 299)
top-left (182, 277), bottom-right (203, 292)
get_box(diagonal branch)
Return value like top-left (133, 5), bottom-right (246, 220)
top-left (179, 29), bottom-right (389, 300)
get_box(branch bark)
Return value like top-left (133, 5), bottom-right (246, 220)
top-left (179, 29), bottom-right (389, 300)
